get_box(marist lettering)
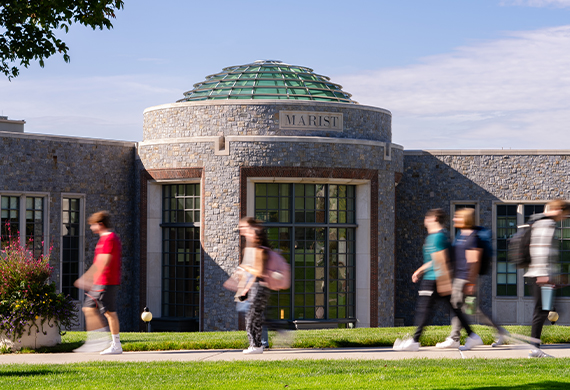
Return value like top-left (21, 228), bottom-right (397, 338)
top-left (281, 111), bottom-right (342, 131)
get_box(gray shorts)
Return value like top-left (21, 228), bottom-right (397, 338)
top-left (84, 285), bottom-right (119, 314)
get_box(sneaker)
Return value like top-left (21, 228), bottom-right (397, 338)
top-left (459, 333), bottom-right (483, 351)
top-left (491, 334), bottom-right (506, 348)
top-left (528, 349), bottom-right (553, 358)
top-left (243, 346), bottom-right (263, 354)
top-left (394, 338), bottom-right (420, 351)
top-left (436, 337), bottom-right (460, 349)
top-left (100, 343), bottom-right (123, 355)
top-left (73, 338), bottom-right (110, 353)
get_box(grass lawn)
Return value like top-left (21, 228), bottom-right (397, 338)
top-left (2, 359), bottom-right (570, 389)
top-left (11, 324), bottom-right (569, 353)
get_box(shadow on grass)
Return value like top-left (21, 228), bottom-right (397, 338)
top-left (441, 382), bottom-right (569, 390)
top-left (0, 369), bottom-right (55, 377)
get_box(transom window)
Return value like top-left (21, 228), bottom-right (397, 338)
top-left (255, 183), bottom-right (356, 325)
top-left (161, 184), bottom-right (201, 319)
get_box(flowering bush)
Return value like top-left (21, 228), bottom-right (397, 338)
top-left (0, 230), bottom-right (78, 342)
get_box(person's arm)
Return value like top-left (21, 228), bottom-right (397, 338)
top-left (73, 254), bottom-right (111, 291)
top-left (464, 248), bottom-right (482, 295)
top-left (412, 261), bottom-right (432, 283)
top-left (432, 249), bottom-right (452, 296)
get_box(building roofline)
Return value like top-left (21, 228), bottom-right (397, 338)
top-left (143, 100), bottom-right (392, 116)
top-left (0, 130), bottom-right (136, 147)
top-left (0, 118), bottom-right (25, 125)
top-left (405, 149), bottom-right (570, 156)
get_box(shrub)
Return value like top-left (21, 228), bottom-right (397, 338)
top-left (0, 226), bottom-right (78, 342)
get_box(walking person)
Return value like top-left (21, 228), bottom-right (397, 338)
top-left (436, 208), bottom-right (508, 350)
top-left (73, 211), bottom-right (123, 354)
top-left (394, 208), bottom-right (482, 351)
top-left (237, 218), bottom-right (271, 354)
top-left (526, 199), bottom-right (569, 358)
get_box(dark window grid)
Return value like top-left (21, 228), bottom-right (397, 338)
top-left (161, 225), bottom-right (200, 319)
top-left (327, 184), bottom-right (356, 224)
top-left (254, 183), bottom-right (291, 223)
top-left (162, 184), bottom-right (200, 224)
top-left (496, 206), bottom-right (518, 296)
top-left (265, 227), bottom-right (292, 320)
top-left (264, 225), bottom-right (356, 321)
top-left (1, 195), bottom-right (20, 248)
top-left (61, 198), bottom-right (81, 300)
top-left (25, 197), bottom-right (44, 258)
top-left (555, 219), bottom-right (570, 297)
top-left (259, 183), bottom-right (357, 321)
top-left (294, 184), bottom-right (327, 224)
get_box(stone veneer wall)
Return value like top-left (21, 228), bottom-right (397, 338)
top-left (143, 101), bottom-right (392, 142)
top-left (395, 150), bottom-right (570, 326)
top-left (0, 131), bottom-right (137, 331)
top-left (139, 101), bottom-right (403, 331)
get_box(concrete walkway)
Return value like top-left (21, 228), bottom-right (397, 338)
top-left (1, 344), bottom-right (570, 364)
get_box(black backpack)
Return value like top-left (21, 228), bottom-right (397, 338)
top-left (474, 226), bottom-right (493, 275)
top-left (507, 214), bottom-right (549, 269)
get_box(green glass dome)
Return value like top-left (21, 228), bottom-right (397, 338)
top-left (178, 60), bottom-right (357, 104)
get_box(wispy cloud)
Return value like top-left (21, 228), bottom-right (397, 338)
top-left (500, 0), bottom-right (570, 8)
top-left (337, 25), bottom-right (570, 149)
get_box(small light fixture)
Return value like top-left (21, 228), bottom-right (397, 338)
top-left (141, 307), bottom-right (153, 332)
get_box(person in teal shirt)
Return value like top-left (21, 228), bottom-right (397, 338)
top-left (394, 208), bottom-right (482, 351)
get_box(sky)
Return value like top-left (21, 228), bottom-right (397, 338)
top-left (1, 0), bottom-right (570, 149)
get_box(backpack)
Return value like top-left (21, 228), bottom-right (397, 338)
top-left (474, 226), bottom-right (493, 275)
top-left (262, 247), bottom-right (291, 291)
top-left (507, 214), bottom-right (549, 269)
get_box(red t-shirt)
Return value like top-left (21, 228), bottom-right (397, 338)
top-left (94, 232), bottom-right (122, 285)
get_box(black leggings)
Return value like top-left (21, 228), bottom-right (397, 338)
top-left (413, 279), bottom-right (474, 342)
top-left (528, 277), bottom-right (550, 348)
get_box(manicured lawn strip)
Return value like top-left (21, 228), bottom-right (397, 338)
top-left (27, 325), bottom-right (570, 353)
top-left (2, 359), bottom-right (570, 389)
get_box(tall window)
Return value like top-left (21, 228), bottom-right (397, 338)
top-left (255, 183), bottom-right (356, 324)
top-left (161, 184), bottom-right (201, 318)
top-left (496, 205), bottom-right (517, 296)
top-left (62, 198), bottom-right (81, 300)
top-left (26, 197), bottom-right (44, 258)
top-left (1, 195), bottom-right (19, 248)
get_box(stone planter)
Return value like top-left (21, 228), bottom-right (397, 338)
top-left (0, 319), bottom-right (61, 351)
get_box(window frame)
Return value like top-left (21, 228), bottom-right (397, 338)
top-left (1, 192), bottom-right (49, 256)
top-left (60, 194), bottom-right (85, 301)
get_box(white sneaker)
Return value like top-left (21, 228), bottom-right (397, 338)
top-left (528, 348), bottom-right (553, 358)
top-left (394, 338), bottom-right (419, 351)
top-left (459, 333), bottom-right (483, 351)
top-left (100, 343), bottom-right (123, 355)
top-left (491, 334), bottom-right (506, 348)
top-left (436, 337), bottom-right (460, 349)
top-left (73, 338), bottom-right (110, 353)
top-left (243, 346), bottom-right (263, 354)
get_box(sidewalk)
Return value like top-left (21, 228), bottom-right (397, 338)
top-left (2, 344), bottom-right (570, 364)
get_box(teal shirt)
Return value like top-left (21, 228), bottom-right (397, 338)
top-left (422, 230), bottom-right (450, 280)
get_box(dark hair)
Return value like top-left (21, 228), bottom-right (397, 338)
top-left (88, 211), bottom-right (111, 228)
top-left (252, 225), bottom-right (271, 248)
top-left (547, 199), bottom-right (570, 214)
top-left (425, 208), bottom-right (446, 224)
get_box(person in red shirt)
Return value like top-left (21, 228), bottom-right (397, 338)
top-left (73, 211), bottom-right (123, 354)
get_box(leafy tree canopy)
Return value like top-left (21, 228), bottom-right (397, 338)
top-left (0, 1), bottom-right (124, 79)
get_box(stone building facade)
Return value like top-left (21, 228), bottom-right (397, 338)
top-left (2, 60), bottom-right (569, 332)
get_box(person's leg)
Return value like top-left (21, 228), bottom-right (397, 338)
top-left (448, 279), bottom-right (467, 342)
top-left (99, 286), bottom-right (122, 354)
top-left (83, 307), bottom-right (105, 331)
top-left (245, 282), bottom-right (270, 350)
top-left (413, 280), bottom-right (437, 342)
top-left (529, 277), bottom-right (549, 348)
top-left (104, 311), bottom-right (121, 345)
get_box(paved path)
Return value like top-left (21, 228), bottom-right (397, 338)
top-left (1, 344), bottom-right (570, 364)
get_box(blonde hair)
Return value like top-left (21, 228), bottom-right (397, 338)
top-left (88, 211), bottom-right (111, 228)
top-left (455, 208), bottom-right (475, 229)
top-left (546, 199), bottom-right (570, 213)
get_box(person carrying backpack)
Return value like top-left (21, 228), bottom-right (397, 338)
top-left (435, 208), bottom-right (508, 350)
top-left (525, 199), bottom-right (570, 358)
top-left (394, 209), bottom-right (481, 351)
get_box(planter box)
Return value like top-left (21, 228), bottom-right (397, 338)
top-left (1, 319), bottom-right (61, 351)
